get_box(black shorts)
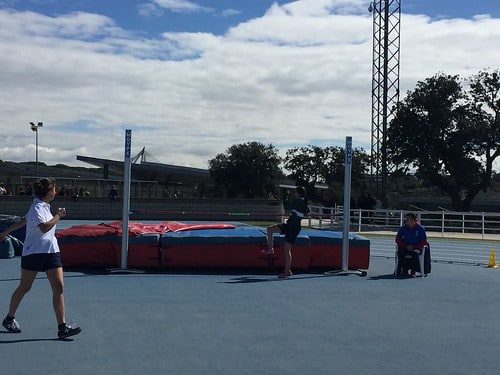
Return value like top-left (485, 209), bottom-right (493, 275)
top-left (21, 253), bottom-right (62, 272)
top-left (278, 223), bottom-right (301, 244)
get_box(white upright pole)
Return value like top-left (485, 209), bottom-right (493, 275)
top-left (341, 136), bottom-right (352, 272)
top-left (120, 129), bottom-right (132, 270)
top-left (325, 136), bottom-right (366, 277)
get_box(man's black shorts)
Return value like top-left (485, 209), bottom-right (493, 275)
top-left (21, 253), bottom-right (62, 272)
top-left (278, 223), bottom-right (301, 244)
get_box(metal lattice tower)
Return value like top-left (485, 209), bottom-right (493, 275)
top-left (370, 0), bottom-right (401, 206)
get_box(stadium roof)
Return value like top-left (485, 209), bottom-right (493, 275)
top-left (76, 155), bottom-right (211, 185)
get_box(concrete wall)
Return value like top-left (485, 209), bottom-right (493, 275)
top-left (0, 196), bottom-right (284, 222)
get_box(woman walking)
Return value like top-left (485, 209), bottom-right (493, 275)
top-left (0, 177), bottom-right (81, 339)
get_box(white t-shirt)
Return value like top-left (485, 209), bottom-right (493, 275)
top-left (22, 198), bottom-right (60, 256)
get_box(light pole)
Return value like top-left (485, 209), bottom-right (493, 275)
top-left (29, 121), bottom-right (43, 177)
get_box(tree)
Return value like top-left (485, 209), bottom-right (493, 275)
top-left (387, 71), bottom-right (500, 211)
top-left (284, 145), bottom-right (371, 204)
top-left (208, 142), bottom-right (283, 198)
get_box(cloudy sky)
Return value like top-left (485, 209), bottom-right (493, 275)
top-left (0, 0), bottom-right (499, 171)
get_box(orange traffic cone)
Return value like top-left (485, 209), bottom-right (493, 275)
top-left (487, 249), bottom-right (498, 268)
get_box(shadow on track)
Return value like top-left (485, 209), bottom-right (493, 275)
top-left (220, 274), bottom-right (327, 284)
top-left (0, 332), bottom-right (74, 344)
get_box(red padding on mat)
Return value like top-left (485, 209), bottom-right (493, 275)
top-left (120, 235), bottom-right (161, 268)
top-left (59, 238), bottom-right (118, 267)
top-left (165, 221), bottom-right (236, 232)
top-left (57, 221), bottom-right (236, 237)
top-left (309, 244), bottom-right (370, 269)
top-left (266, 244), bottom-right (311, 270)
top-left (161, 243), bottom-right (270, 268)
top-left (56, 223), bottom-right (119, 237)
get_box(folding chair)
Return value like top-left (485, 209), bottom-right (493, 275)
top-left (394, 244), bottom-right (430, 277)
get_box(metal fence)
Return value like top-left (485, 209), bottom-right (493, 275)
top-left (307, 205), bottom-right (500, 266)
top-left (307, 205), bottom-right (500, 238)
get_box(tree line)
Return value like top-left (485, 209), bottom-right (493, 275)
top-left (209, 142), bottom-right (371, 205)
top-left (209, 70), bottom-right (500, 211)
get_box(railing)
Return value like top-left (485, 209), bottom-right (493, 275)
top-left (307, 205), bottom-right (500, 239)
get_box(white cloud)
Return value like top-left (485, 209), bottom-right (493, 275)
top-left (138, 0), bottom-right (213, 18)
top-left (220, 9), bottom-right (241, 18)
top-left (1, 9), bottom-right (125, 40)
top-left (151, 0), bottom-right (212, 13)
top-left (0, 3), bottom-right (499, 173)
top-left (138, 3), bottom-right (164, 17)
top-left (280, 0), bottom-right (372, 16)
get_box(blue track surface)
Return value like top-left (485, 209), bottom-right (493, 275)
top-left (1, 236), bottom-right (500, 375)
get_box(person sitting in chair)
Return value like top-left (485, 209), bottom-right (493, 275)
top-left (395, 212), bottom-right (428, 277)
